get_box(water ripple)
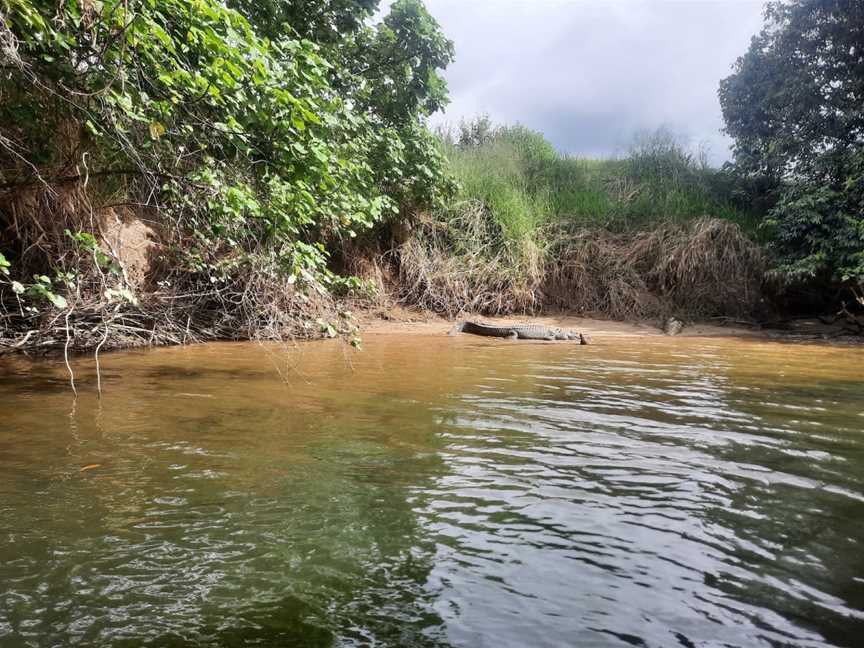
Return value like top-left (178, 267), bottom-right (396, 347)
top-left (0, 337), bottom-right (862, 647)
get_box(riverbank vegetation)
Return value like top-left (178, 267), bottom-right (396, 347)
top-left (719, 0), bottom-right (864, 321)
top-left (394, 122), bottom-right (766, 320)
top-left (0, 0), bottom-right (454, 351)
top-left (0, 0), bottom-right (861, 354)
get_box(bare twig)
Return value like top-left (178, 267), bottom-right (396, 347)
top-left (63, 308), bottom-right (77, 396)
top-left (94, 321), bottom-right (109, 398)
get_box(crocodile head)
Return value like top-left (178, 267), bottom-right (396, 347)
top-left (540, 327), bottom-right (583, 341)
top-left (548, 328), bottom-right (580, 340)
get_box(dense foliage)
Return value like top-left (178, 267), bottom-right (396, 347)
top-left (0, 0), bottom-right (453, 335)
top-left (720, 0), bottom-right (864, 291)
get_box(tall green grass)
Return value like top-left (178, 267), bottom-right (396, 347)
top-left (439, 121), bottom-right (759, 241)
top-left (447, 140), bottom-right (549, 242)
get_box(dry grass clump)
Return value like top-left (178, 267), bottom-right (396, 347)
top-left (1, 183), bottom-right (92, 273)
top-left (337, 245), bottom-right (395, 313)
top-left (636, 217), bottom-right (765, 317)
top-left (545, 232), bottom-right (660, 319)
top-left (395, 201), bottom-right (544, 316)
top-left (546, 217), bottom-right (765, 319)
top-left (390, 204), bottom-right (765, 322)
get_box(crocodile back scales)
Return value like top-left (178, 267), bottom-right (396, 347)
top-left (450, 321), bottom-right (571, 340)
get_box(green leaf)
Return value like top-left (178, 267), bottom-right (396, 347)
top-left (149, 121), bottom-right (166, 139)
top-left (150, 23), bottom-right (174, 51)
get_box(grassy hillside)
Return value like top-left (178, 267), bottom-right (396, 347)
top-left (394, 121), bottom-right (766, 320)
top-left (446, 122), bottom-right (757, 234)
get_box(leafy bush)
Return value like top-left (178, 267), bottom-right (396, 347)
top-left (0, 0), bottom-right (454, 348)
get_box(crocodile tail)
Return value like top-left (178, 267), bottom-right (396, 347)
top-left (448, 322), bottom-right (466, 336)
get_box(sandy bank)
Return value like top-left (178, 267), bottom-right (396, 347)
top-left (358, 309), bottom-right (761, 339)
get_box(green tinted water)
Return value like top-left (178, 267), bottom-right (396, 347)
top-left (0, 335), bottom-right (863, 647)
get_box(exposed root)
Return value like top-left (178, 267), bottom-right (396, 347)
top-left (63, 308), bottom-right (77, 396)
top-left (1, 269), bottom-right (347, 355)
top-left (0, 171), bottom-right (358, 356)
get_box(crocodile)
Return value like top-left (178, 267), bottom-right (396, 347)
top-left (448, 321), bottom-right (590, 343)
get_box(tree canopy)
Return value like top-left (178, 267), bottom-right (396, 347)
top-left (0, 0), bottom-right (453, 307)
top-left (720, 0), bottom-right (864, 289)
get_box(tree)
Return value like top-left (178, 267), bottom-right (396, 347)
top-left (229, 0), bottom-right (379, 43)
top-left (234, 0), bottom-right (455, 209)
top-left (0, 0), bottom-right (454, 338)
top-left (719, 0), bottom-right (864, 291)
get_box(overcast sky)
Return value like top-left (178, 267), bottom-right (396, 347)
top-left (389, 0), bottom-right (767, 164)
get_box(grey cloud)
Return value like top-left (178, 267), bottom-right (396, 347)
top-left (417, 0), bottom-right (766, 164)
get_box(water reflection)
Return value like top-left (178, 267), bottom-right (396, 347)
top-left (0, 335), bottom-right (862, 647)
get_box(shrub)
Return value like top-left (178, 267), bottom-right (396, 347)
top-left (0, 0), bottom-right (454, 349)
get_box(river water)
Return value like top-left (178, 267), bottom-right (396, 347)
top-left (0, 334), bottom-right (862, 647)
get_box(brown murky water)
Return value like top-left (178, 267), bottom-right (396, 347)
top-left (0, 334), bottom-right (863, 647)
